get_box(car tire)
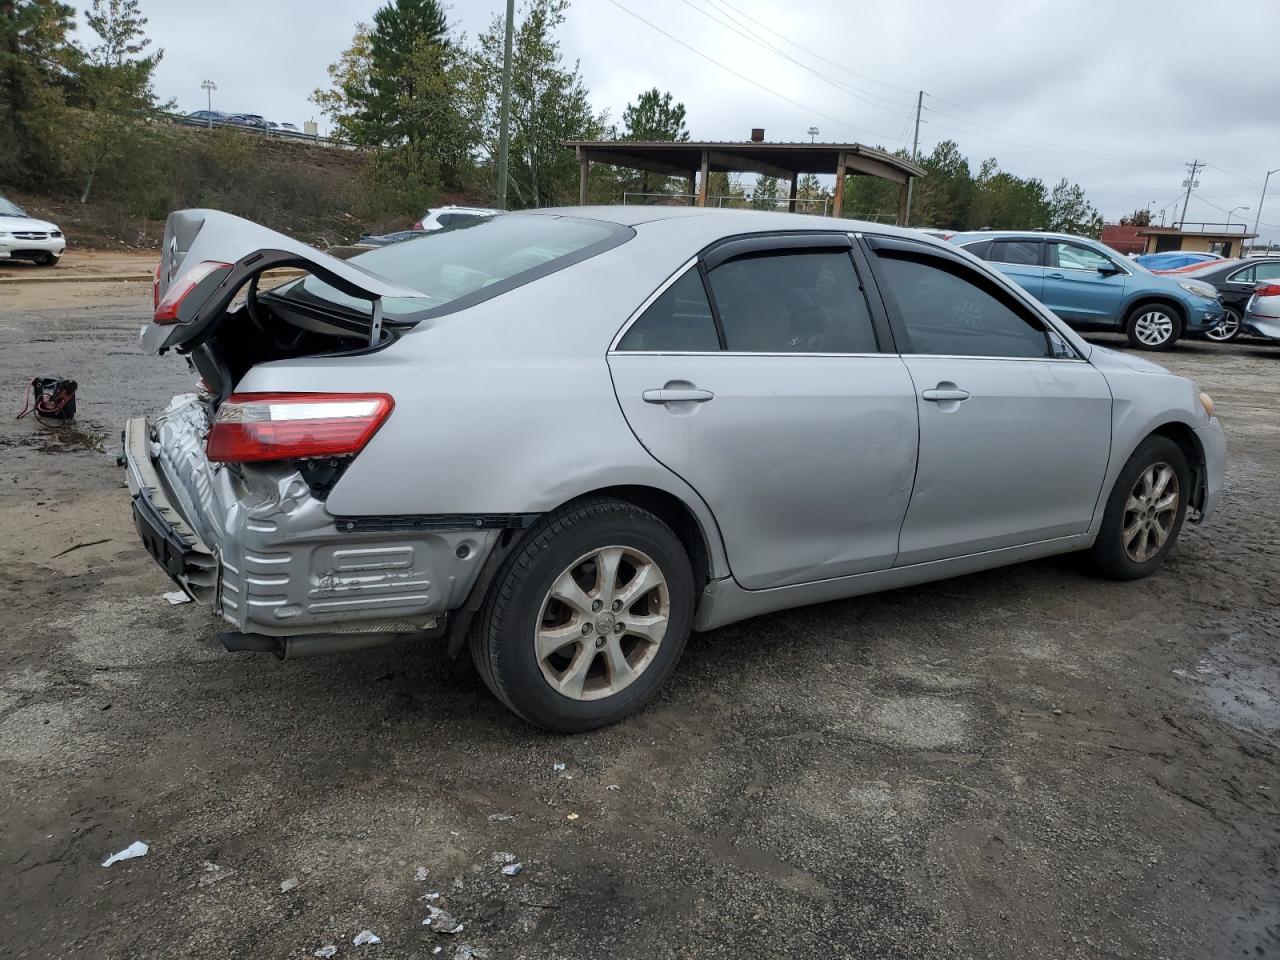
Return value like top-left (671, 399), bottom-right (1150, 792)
top-left (1089, 435), bottom-right (1190, 581)
top-left (1204, 307), bottom-right (1242, 343)
top-left (469, 496), bottom-right (695, 733)
top-left (34, 252), bottom-right (59, 267)
top-left (1124, 303), bottom-right (1182, 350)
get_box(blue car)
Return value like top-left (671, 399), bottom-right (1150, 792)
top-left (949, 231), bottom-right (1223, 350)
top-left (1134, 251), bottom-right (1224, 271)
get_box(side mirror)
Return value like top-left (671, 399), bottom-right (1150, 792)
top-left (1098, 263), bottom-right (1123, 276)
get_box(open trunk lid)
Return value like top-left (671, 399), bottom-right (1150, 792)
top-left (143, 209), bottom-right (428, 355)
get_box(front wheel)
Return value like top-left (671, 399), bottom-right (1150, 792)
top-left (1089, 436), bottom-right (1190, 580)
top-left (469, 497), bottom-right (695, 733)
top-left (1204, 307), bottom-right (1241, 343)
top-left (1125, 304), bottom-right (1182, 350)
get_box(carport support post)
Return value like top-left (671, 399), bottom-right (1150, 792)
top-left (687, 172), bottom-right (696, 206)
top-left (578, 149), bottom-right (589, 206)
top-left (832, 153), bottom-right (847, 218)
top-left (788, 175), bottom-right (798, 213)
top-left (897, 180), bottom-right (909, 226)
top-left (697, 150), bottom-right (710, 207)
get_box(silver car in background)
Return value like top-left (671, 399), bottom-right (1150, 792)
top-left (125, 207), bottom-right (1225, 732)
top-left (1243, 280), bottom-right (1280, 341)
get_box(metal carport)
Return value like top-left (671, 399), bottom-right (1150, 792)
top-left (565, 139), bottom-right (926, 224)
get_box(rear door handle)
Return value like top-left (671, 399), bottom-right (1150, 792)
top-left (643, 387), bottom-right (714, 404)
top-left (1046, 272), bottom-right (1065, 279)
top-left (921, 387), bottom-right (971, 402)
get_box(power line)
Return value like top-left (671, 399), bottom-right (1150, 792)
top-left (602, 0), bottom-right (901, 142)
top-left (702, 0), bottom-right (918, 96)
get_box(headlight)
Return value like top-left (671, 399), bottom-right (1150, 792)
top-left (1199, 392), bottom-right (1215, 418)
top-left (1179, 280), bottom-right (1219, 300)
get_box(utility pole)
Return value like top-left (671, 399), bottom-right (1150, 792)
top-left (495, 0), bottom-right (515, 210)
top-left (1177, 159), bottom-right (1202, 228)
top-left (904, 90), bottom-right (923, 226)
top-left (1254, 167), bottom-right (1278, 241)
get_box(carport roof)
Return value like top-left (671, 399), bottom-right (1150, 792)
top-left (565, 140), bottom-right (926, 184)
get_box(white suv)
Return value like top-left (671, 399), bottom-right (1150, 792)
top-left (412, 205), bottom-right (500, 231)
top-left (0, 196), bottom-right (66, 266)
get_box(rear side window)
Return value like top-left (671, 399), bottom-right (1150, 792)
top-left (874, 252), bottom-right (1052, 359)
top-left (706, 251), bottom-right (878, 353)
top-left (616, 269), bottom-right (720, 352)
top-left (278, 214), bottom-right (632, 320)
top-left (989, 240), bottom-right (1041, 266)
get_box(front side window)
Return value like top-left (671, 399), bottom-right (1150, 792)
top-left (874, 252), bottom-right (1052, 359)
top-left (1050, 242), bottom-right (1114, 272)
top-left (706, 251), bottom-right (878, 353)
top-left (1231, 263), bottom-right (1280, 284)
top-left (988, 239), bottom-right (1042, 266)
top-left (616, 268), bottom-right (720, 352)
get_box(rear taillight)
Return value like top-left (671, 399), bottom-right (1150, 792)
top-left (1256, 283), bottom-right (1280, 298)
top-left (206, 393), bottom-right (394, 463)
top-left (153, 260), bottom-right (232, 324)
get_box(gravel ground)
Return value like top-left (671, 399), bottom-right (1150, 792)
top-left (1, 283), bottom-right (1277, 960)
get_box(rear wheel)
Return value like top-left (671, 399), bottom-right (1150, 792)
top-left (1204, 307), bottom-right (1241, 343)
top-left (469, 497), bottom-right (694, 733)
top-left (1125, 304), bottom-right (1182, 350)
top-left (1089, 436), bottom-right (1190, 580)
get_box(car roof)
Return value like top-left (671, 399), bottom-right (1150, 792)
top-left (521, 204), bottom-right (945, 239)
top-left (949, 229), bottom-right (1098, 244)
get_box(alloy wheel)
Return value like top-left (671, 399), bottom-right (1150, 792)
top-left (1133, 310), bottom-right (1175, 347)
top-left (1122, 462), bottom-right (1180, 563)
top-left (1204, 309), bottom-right (1240, 343)
top-left (534, 545), bottom-right (669, 701)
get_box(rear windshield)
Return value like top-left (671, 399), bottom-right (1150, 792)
top-left (276, 214), bottom-right (632, 320)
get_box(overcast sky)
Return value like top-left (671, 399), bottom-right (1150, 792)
top-left (85, 0), bottom-right (1280, 241)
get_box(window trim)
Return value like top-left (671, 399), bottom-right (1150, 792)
top-left (861, 237), bottom-right (1085, 362)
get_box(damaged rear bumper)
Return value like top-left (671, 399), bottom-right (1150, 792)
top-left (124, 395), bottom-right (494, 637)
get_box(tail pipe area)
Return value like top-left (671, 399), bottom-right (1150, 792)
top-left (219, 625), bottom-right (442, 660)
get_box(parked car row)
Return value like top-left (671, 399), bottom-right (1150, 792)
top-left (182, 111), bottom-right (303, 134)
top-left (0, 195), bottom-right (65, 266)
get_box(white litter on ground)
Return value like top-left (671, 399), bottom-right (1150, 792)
top-left (552, 762), bottom-right (565, 772)
top-left (162, 590), bottom-right (192, 605)
top-left (101, 841), bottom-right (148, 867)
top-left (500, 863), bottom-right (523, 877)
top-left (490, 851), bottom-right (516, 864)
top-left (280, 877), bottom-right (299, 892)
top-left (314, 946), bottom-right (338, 958)
top-left (420, 891), bottom-right (441, 901)
top-left (486, 813), bottom-right (514, 822)
top-left (415, 866), bottom-right (430, 881)
top-left (422, 906), bottom-right (464, 934)
top-left (352, 930), bottom-right (381, 946)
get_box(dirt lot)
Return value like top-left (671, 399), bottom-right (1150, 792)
top-left (1, 280), bottom-right (1277, 960)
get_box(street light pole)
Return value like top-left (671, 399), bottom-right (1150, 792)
top-left (1253, 167), bottom-right (1278, 242)
top-left (200, 79), bottom-right (217, 129)
top-left (1227, 205), bottom-right (1249, 257)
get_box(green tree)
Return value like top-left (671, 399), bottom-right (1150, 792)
top-left (911, 140), bottom-right (973, 229)
top-left (618, 87), bottom-right (688, 200)
top-left (794, 172), bottom-right (830, 215)
top-left (0, 0), bottom-right (79, 183)
top-left (466, 0), bottom-right (603, 208)
top-left (72, 0), bottom-right (166, 203)
top-left (750, 174), bottom-right (780, 210)
top-left (969, 158), bottom-right (1049, 229)
top-left (311, 23), bottom-right (374, 143)
top-left (1119, 207), bottom-right (1152, 226)
top-left (622, 88), bottom-right (688, 142)
top-left (1048, 177), bottom-right (1104, 236)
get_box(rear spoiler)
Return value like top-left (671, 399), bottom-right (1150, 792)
top-left (142, 209), bottom-right (429, 354)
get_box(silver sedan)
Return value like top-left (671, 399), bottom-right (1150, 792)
top-left (125, 206), bottom-right (1226, 732)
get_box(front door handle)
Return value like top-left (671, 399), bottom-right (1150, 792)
top-left (643, 387), bottom-right (714, 404)
top-left (1046, 272), bottom-right (1065, 280)
top-left (921, 386), bottom-right (971, 403)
